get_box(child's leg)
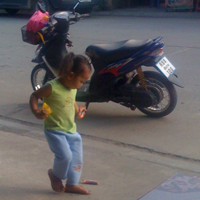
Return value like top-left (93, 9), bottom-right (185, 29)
top-left (65, 132), bottom-right (83, 184)
top-left (64, 132), bottom-right (89, 194)
top-left (48, 169), bottom-right (65, 192)
top-left (45, 130), bottom-right (73, 192)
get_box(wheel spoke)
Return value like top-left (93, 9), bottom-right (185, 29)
top-left (137, 77), bottom-right (171, 113)
top-left (33, 67), bottom-right (47, 90)
top-left (134, 71), bottom-right (177, 117)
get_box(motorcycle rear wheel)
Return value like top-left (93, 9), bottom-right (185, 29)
top-left (31, 63), bottom-right (53, 91)
top-left (132, 71), bottom-right (177, 118)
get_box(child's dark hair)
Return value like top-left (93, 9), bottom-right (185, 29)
top-left (59, 52), bottom-right (91, 76)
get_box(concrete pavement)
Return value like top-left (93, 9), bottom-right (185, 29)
top-left (1, 6), bottom-right (200, 200)
top-left (1, 118), bottom-right (200, 200)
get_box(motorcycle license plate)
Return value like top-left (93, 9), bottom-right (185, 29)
top-left (156, 56), bottom-right (176, 78)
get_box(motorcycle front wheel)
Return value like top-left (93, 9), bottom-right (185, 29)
top-left (132, 71), bottom-right (177, 118)
top-left (31, 63), bottom-right (53, 91)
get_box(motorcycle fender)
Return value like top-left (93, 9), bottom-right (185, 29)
top-left (168, 73), bottom-right (184, 88)
top-left (153, 56), bottom-right (184, 88)
top-left (31, 57), bottom-right (43, 63)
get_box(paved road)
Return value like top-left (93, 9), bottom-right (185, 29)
top-left (1, 11), bottom-right (200, 159)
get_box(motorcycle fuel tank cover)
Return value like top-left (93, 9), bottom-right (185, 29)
top-left (54, 11), bottom-right (70, 33)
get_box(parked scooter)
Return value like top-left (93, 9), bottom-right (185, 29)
top-left (21, 1), bottom-right (183, 118)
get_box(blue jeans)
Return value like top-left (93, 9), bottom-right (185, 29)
top-left (44, 130), bottom-right (83, 185)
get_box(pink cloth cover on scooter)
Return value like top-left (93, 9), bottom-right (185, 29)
top-left (26, 10), bottom-right (49, 32)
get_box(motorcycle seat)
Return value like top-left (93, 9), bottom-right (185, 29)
top-left (86, 39), bottom-right (152, 64)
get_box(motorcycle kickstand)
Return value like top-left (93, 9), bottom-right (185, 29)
top-left (85, 102), bottom-right (90, 110)
top-left (119, 102), bottom-right (136, 111)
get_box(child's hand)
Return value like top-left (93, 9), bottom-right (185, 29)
top-left (33, 109), bottom-right (48, 120)
top-left (42, 103), bottom-right (52, 115)
top-left (77, 106), bottom-right (87, 119)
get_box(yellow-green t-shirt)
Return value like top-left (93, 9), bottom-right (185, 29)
top-left (43, 79), bottom-right (77, 133)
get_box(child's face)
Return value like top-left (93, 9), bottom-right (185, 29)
top-left (65, 67), bottom-right (91, 89)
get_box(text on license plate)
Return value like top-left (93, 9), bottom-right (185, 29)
top-left (156, 56), bottom-right (176, 78)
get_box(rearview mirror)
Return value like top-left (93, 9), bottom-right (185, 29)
top-left (73, 0), bottom-right (92, 14)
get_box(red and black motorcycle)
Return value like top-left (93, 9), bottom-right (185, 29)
top-left (21, 1), bottom-right (183, 118)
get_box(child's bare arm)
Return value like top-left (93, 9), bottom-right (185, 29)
top-left (30, 84), bottom-right (52, 119)
top-left (74, 102), bottom-right (79, 115)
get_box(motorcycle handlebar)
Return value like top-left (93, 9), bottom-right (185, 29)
top-left (38, 23), bottom-right (52, 35)
top-left (36, 11), bottom-right (89, 43)
top-left (69, 12), bottom-right (90, 23)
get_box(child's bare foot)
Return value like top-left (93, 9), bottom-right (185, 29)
top-left (65, 183), bottom-right (90, 195)
top-left (48, 169), bottom-right (65, 192)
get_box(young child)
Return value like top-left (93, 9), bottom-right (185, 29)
top-left (29, 52), bottom-right (92, 194)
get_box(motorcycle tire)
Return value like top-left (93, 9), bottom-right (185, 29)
top-left (132, 71), bottom-right (177, 118)
top-left (31, 63), bottom-right (53, 91)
